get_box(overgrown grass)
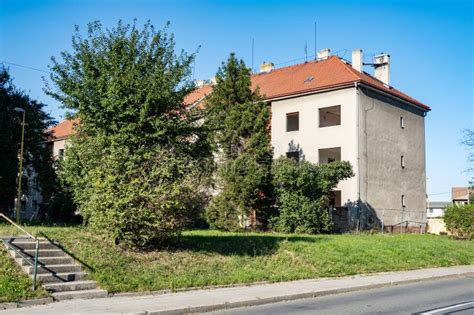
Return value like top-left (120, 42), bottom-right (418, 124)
top-left (0, 223), bottom-right (473, 301)
top-left (0, 243), bottom-right (47, 302)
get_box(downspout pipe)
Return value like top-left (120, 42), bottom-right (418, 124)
top-left (355, 82), bottom-right (361, 231)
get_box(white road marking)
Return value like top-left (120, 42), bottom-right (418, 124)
top-left (420, 301), bottom-right (474, 314)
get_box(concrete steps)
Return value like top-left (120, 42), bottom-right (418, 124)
top-left (1, 236), bottom-right (107, 301)
top-left (36, 271), bottom-right (90, 283)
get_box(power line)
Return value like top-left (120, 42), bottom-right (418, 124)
top-left (428, 191), bottom-right (451, 196)
top-left (1, 60), bottom-right (50, 74)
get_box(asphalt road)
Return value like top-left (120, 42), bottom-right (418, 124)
top-left (208, 275), bottom-right (474, 315)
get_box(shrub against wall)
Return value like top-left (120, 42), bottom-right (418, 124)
top-left (46, 21), bottom-right (212, 247)
top-left (271, 157), bottom-right (354, 234)
top-left (444, 204), bottom-right (474, 239)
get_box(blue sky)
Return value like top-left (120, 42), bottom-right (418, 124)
top-left (0, 0), bottom-right (472, 200)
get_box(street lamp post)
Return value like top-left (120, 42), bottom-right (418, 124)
top-left (14, 107), bottom-right (26, 224)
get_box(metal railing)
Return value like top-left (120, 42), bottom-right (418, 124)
top-left (0, 213), bottom-right (39, 290)
top-left (391, 220), bottom-right (427, 234)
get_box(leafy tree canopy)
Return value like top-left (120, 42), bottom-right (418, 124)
top-left (0, 66), bottom-right (54, 211)
top-left (46, 20), bottom-right (212, 247)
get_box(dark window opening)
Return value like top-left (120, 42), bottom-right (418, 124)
top-left (286, 112), bottom-right (299, 132)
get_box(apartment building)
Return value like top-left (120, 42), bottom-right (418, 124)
top-left (188, 48), bottom-right (430, 231)
top-left (47, 48), bottom-right (430, 231)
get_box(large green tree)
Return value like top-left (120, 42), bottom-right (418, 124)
top-left (205, 53), bottom-right (273, 231)
top-left (0, 66), bottom-right (54, 213)
top-left (46, 21), bottom-right (213, 247)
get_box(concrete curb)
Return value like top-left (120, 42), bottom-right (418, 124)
top-left (110, 281), bottom-right (272, 298)
top-left (0, 297), bottom-right (54, 310)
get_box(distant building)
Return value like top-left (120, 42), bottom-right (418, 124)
top-left (451, 187), bottom-right (472, 206)
top-left (427, 201), bottom-right (450, 218)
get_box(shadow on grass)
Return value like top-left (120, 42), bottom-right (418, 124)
top-left (175, 233), bottom-right (329, 257)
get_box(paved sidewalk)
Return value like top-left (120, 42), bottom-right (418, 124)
top-left (2, 265), bottom-right (473, 315)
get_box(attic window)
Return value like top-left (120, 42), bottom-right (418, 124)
top-left (304, 76), bottom-right (314, 83)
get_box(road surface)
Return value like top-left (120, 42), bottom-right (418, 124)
top-left (209, 275), bottom-right (474, 314)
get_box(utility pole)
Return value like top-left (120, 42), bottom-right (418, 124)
top-left (14, 107), bottom-right (26, 224)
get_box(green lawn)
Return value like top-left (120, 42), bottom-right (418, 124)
top-left (0, 224), bottom-right (473, 302)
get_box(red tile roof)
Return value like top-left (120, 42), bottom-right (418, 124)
top-left (184, 84), bottom-right (213, 106)
top-left (190, 56), bottom-right (430, 110)
top-left (49, 56), bottom-right (429, 139)
top-left (46, 118), bottom-right (79, 141)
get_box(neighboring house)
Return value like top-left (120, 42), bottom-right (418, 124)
top-left (451, 187), bottom-right (472, 205)
top-left (46, 118), bottom-right (78, 160)
top-left (43, 48), bottom-right (430, 232)
top-left (427, 201), bottom-right (450, 218)
top-left (16, 119), bottom-right (78, 219)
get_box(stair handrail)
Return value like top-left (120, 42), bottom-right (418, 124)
top-left (0, 212), bottom-right (40, 290)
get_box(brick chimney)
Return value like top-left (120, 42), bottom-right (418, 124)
top-left (259, 62), bottom-right (274, 73)
top-left (373, 53), bottom-right (390, 85)
top-left (317, 48), bottom-right (331, 60)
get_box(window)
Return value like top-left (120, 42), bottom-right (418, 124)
top-left (286, 112), bottom-right (299, 132)
top-left (319, 147), bottom-right (341, 164)
top-left (401, 155), bottom-right (405, 168)
top-left (58, 149), bottom-right (65, 160)
top-left (286, 151), bottom-right (299, 162)
top-left (400, 116), bottom-right (404, 128)
top-left (319, 105), bottom-right (341, 127)
top-left (402, 195), bottom-right (406, 208)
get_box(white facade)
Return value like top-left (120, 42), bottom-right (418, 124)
top-left (271, 87), bottom-right (359, 207)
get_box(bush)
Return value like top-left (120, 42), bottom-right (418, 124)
top-left (62, 135), bottom-right (210, 248)
top-left (444, 204), bottom-right (474, 239)
top-left (206, 154), bottom-right (271, 231)
top-left (271, 157), bottom-right (354, 234)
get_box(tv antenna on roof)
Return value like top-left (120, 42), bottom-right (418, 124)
top-left (314, 21), bottom-right (317, 60)
top-left (251, 37), bottom-right (255, 73)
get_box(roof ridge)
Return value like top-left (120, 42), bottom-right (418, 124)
top-left (333, 56), bottom-right (365, 81)
top-left (251, 57), bottom-right (333, 78)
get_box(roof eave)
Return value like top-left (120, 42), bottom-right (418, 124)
top-left (358, 82), bottom-right (430, 112)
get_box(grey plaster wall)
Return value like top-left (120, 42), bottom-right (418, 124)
top-left (357, 86), bottom-right (427, 227)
